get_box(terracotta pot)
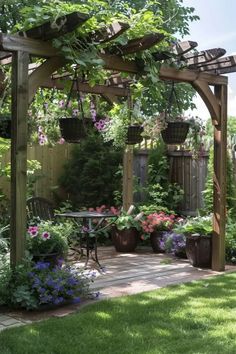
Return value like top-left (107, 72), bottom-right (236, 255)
top-left (186, 234), bottom-right (212, 268)
top-left (150, 231), bottom-right (166, 253)
top-left (161, 122), bottom-right (190, 145)
top-left (111, 227), bottom-right (139, 252)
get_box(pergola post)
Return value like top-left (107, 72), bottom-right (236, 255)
top-left (10, 51), bottom-right (29, 267)
top-left (212, 84), bottom-right (227, 271)
top-left (122, 146), bottom-right (133, 211)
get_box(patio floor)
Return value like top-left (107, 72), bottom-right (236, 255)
top-left (0, 246), bottom-right (235, 331)
top-left (72, 246), bottom-right (236, 298)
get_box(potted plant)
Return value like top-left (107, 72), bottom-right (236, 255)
top-left (26, 220), bottom-right (73, 265)
top-left (141, 212), bottom-right (176, 253)
top-left (58, 78), bottom-right (92, 143)
top-left (161, 117), bottom-right (190, 145)
top-left (102, 102), bottom-right (144, 148)
top-left (164, 231), bottom-right (187, 258)
top-left (111, 206), bottom-right (142, 252)
top-left (174, 216), bottom-right (212, 268)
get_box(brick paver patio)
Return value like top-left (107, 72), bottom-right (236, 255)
top-left (0, 246), bottom-right (235, 331)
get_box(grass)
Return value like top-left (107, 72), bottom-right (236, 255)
top-left (1, 273), bottom-right (236, 354)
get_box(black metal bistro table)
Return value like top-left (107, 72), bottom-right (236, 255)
top-left (56, 211), bottom-right (115, 269)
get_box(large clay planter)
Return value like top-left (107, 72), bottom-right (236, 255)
top-left (150, 231), bottom-right (166, 253)
top-left (186, 234), bottom-right (212, 268)
top-left (111, 227), bottom-right (139, 252)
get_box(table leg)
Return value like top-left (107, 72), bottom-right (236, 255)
top-left (84, 233), bottom-right (90, 269)
top-left (91, 236), bottom-right (102, 268)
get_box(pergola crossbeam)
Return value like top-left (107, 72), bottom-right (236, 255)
top-left (194, 54), bottom-right (236, 71)
top-left (185, 48), bottom-right (226, 67)
top-left (18, 11), bottom-right (89, 40)
top-left (41, 77), bottom-right (128, 97)
top-left (109, 32), bottom-right (165, 55)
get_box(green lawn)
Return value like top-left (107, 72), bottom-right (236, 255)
top-left (1, 273), bottom-right (236, 354)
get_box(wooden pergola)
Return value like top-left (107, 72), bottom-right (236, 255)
top-left (0, 11), bottom-right (234, 271)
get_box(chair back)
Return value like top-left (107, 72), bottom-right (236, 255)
top-left (27, 197), bottom-right (54, 221)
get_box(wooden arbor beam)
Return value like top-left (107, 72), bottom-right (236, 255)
top-left (11, 51), bottom-right (29, 266)
top-left (212, 85), bottom-right (227, 271)
top-left (41, 78), bottom-right (128, 97)
top-left (110, 32), bottom-right (165, 55)
top-left (159, 65), bottom-right (227, 272)
top-left (192, 80), bottom-right (220, 125)
top-left (18, 11), bottom-right (89, 40)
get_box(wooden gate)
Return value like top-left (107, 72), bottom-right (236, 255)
top-left (133, 149), bottom-right (209, 215)
top-left (168, 151), bottom-right (209, 215)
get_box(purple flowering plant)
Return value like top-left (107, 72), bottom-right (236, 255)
top-left (27, 220), bottom-right (72, 257)
top-left (3, 259), bottom-right (93, 310)
top-left (164, 232), bottom-right (186, 257)
top-left (27, 261), bottom-right (91, 308)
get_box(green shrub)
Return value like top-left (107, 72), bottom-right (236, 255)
top-left (226, 217), bottom-right (236, 264)
top-left (59, 132), bottom-right (122, 208)
top-left (140, 142), bottom-right (184, 212)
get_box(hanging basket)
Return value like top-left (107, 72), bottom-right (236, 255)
top-left (126, 125), bottom-right (144, 145)
top-left (0, 115), bottom-right (11, 139)
top-left (161, 121), bottom-right (190, 145)
top-left (59, 118), bottom-right (89, 143)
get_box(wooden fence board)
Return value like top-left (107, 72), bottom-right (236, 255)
top-left (0, 144), bottom-right (72, 202)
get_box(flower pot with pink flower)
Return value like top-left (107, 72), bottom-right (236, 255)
top-left (27, 220), bottom-right (71, 265)
top-left (141, 212), bottom-right (176, 253)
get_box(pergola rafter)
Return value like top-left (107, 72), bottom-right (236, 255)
top-left (0, 11), bottom-right (233, 272)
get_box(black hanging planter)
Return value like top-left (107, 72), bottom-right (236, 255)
top-left (126, 125), bottom-right (144, 145)
top-left (0, 115), bottom-right (11, 139)
top-left (59, 118), bottom-right (89, 143)
top-left (161, 121), bottom-right (190, 145)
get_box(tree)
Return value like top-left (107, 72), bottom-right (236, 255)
top-left (59, 131), bottom-right (123, 208)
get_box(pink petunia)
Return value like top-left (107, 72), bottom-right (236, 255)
top-left (28, 226), bottom-right (38, 237)
top-left (41, 231), bottom-right (50, 240)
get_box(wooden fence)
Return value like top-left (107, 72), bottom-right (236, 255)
top-left (0, 144), bottom-right (73, 201)
top-left (0, 143), bottom-right (209, 215)
top-left (133, 149), bottom-right (209, 216)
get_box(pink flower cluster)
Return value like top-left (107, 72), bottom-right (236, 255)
top-left (88, 205), bottom-right (120, 215)
top-left (141, 212), bottom-right (176, 233)
top-left (38, 126), bottom-right (48, 145)
top-left (28, 226), bottom-right (50, 241)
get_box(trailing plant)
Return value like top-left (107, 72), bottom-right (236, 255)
top-left (0, 257), bottom-right (92, 310)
